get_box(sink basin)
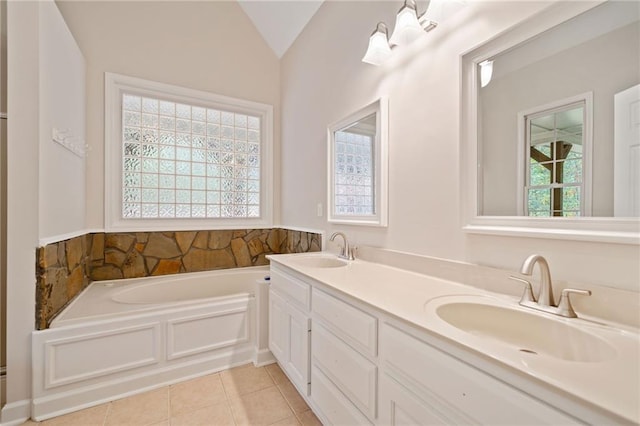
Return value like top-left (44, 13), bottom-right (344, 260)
top-left (430, 297), bottom-right (616, 363)
top-left (290, 255), bottom-right (348, 268)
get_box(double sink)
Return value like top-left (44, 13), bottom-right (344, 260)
top-left (279, 251), bottom-right (639, 422)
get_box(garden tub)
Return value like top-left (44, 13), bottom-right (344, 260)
top-left (31, 266), bottom-right (273, 421)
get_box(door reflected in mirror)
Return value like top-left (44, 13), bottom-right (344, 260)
top-left (328, 98), bottom-right (388, 226)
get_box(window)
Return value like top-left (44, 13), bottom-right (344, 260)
top-left (105, 73), bottom-right (273, 231)
top-left (518, 94), bottom-right (592, 217)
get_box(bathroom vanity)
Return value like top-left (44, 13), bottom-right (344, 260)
top-left (267, 252), bottom-right (639, 425)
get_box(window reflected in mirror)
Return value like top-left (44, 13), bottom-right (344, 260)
top-left (334, 114), bottom-right (375, 216)
top-left (526, 103), bottom-right (584, 217)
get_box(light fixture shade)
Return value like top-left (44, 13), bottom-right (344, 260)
top-left (389, 0), bottom-right (423, 46)
top-left (362, 22), bottom-right (392, 66)
top-left (480, 60), bottom-right (494, 88)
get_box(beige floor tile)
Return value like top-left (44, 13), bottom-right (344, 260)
top-left (42, 403), bottom-right (109, 426)
top-left (170, 401), bottom-right (234, 426)
top-left (106, 388), bottom-right (169, 426)
top-left (20, 420), bottom-right (41, 425)
top-left (297, 410), bottom-right (322, 426)
top-left (269, 415), bottom-right (301, 426)
top-left (277, 381), bottom-right (309, 416)
top-left (230, 386), bottom-right (294, 426)
top-left (148, 422), bottom-right (169, 426)
top-left (221, 363), bottom-right (274, 398)
top-left (170, 373), bottom-right (227, 416)
top-left (265, 363), bottom-right (288, 385)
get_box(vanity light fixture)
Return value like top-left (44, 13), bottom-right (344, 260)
top-left (389, 0), bottom-right (424, 46)
top-left (362, 0), bottom-right (438, 66)
top-left (479, 60), bottom-right (494, 88)
top-left (362, 22), bottom-right (393, 66)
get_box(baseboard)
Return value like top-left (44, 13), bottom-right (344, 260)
top-left (253, 348), bottom-right (276, 367)
top-left (0, 399), bottom-right (31, 426)
top-left (31, 347), bottom-right (254, 421)
top-left (0, 374), bottom-right (4, 407)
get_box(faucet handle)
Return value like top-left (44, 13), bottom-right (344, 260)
top-left (348, 246), bottom-right (357, 261)
top-left (509, 276), bottom-right (536, 305)
top-left (557, 288), bottom-right (591, 318)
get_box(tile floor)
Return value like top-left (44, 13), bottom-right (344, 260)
top-left (22, 363), bottom-right (322, 426)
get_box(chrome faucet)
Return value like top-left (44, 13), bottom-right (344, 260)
top-left (329, 232), bottom-right (355, 261)
top-left (510, 254), bottom-right (591, 318)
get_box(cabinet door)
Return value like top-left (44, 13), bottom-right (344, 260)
top-left (379, 372), bottom-right (453, 425)
top-left (268, 289), bottom-right (288, 364)
top-left (287, 302), bottom-right (311, 395)
top-left (381, 323), bottom-right (580, 425)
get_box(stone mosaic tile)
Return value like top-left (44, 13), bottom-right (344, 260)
top-left (36, 228), bottom-right (321, 330)
top-left (36, 234), bottom-right (93, 330)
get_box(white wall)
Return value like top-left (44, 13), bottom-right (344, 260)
top-left (38, 0), bottom-right (86, 241)
top-left (3, 1), bottom-right (85, 421)
top-left (55, 0), bottom-right (282, 231)
top-left (3, 1), bottom-right (39, 421)
top-left (280, 0), bottom-right (640, 291)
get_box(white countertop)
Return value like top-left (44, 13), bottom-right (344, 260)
top-left (267, 252), bottom-right (640, 424)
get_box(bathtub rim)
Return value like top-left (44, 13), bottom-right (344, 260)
top-left (49, 265), bottom-right (270, 329)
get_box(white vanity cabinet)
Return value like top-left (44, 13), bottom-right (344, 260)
top-left (268, 260), bottom-right (597, 426)
top-left (268, 265), bottom-right (311, 396)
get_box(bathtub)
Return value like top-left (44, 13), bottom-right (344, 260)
top-left (31, 266), bottom-right (274, 421)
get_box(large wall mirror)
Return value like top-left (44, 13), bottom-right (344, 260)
top-left (461, 0), bottom-right (640, 243)
top-left (328, 98), bottom-right (388, 226)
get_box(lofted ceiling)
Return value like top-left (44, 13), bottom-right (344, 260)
top-left (237, 0), bottom-right (324, 58)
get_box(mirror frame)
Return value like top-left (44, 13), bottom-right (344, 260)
top-left (460, 0), bottom-right (640, 244)
top-left (327, 98), bottom-right (389, 227)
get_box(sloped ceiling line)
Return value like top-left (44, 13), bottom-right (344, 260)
top-left (237, 0), bottom-right (324, 58)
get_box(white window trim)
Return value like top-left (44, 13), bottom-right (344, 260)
top-left (105, 72), bottom-right (273, 232)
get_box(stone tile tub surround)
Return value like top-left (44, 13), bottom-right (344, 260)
top-left (36, 228), bottom-right (320, 330)
top-left (36, 234), bottom-right (93, 331)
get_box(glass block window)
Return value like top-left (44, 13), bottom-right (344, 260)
top-left (121, 94), bottom-right (261, 219)
top-left (334, 130), bottom-right (374, 215)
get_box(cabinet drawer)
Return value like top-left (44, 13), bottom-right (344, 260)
top-left (311, 365), bottom-right (372, 426)
top-left (312, 288), bottom-right (377, 357)
top-left (312, 323), bottom-right (377, 419)
top-left (380, 323), bottom-right (579, 425)
top-left (270, 267), bottom-right (311, 311)
top-left (379, 372), bottom-right (454, 425)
